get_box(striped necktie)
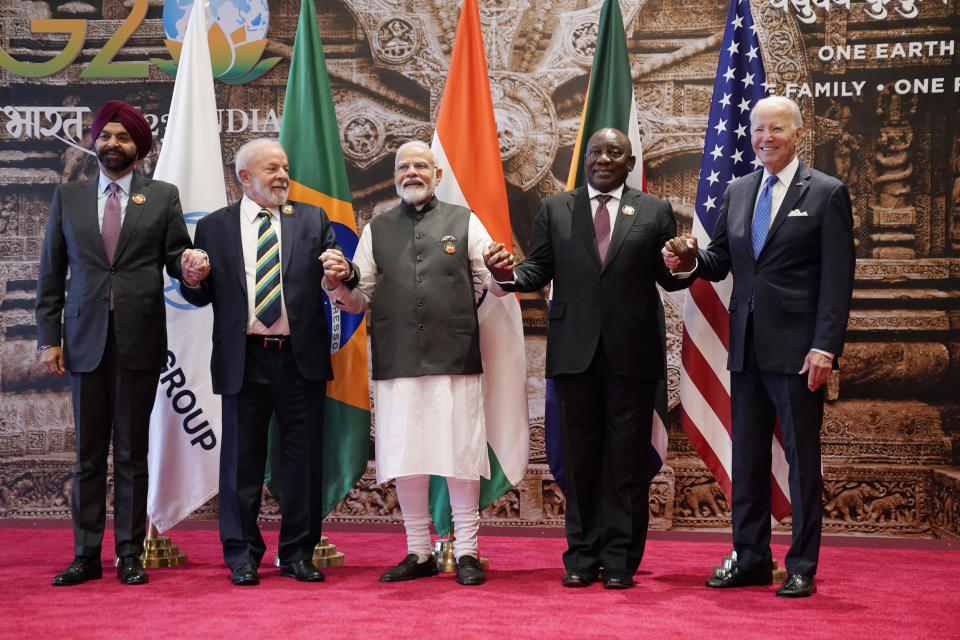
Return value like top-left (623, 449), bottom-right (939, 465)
top-left (254, 208), bottom-right (282, 328)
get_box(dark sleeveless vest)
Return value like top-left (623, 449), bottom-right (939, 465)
top-left (368, 196), bottom-right (482, 380)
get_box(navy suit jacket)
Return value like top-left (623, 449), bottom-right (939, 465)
top-left (36, 174), bottom-right (190, 372)
top-left (181, 200), bottom-right (351, 396)
top-left (502, 185), bottom-right (690, 379)
top-left (696, 160), bottom-right (855, 374)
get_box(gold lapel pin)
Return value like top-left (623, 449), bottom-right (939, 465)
top-left (281, 203), bottom-right (294, 215)
top-left (621, 204), bottom-right (635, 216)
top-left (131, 193), bottom-right (146, 205)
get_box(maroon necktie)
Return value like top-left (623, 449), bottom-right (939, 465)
top-left (102, 182), bottom-right (121, 262)
top-left (594, 194), bottom-right (612, 262)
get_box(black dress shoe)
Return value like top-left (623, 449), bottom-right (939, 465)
top-left (705, 564), bottom-right (772, 589)
top-left (117, 555), bottom-right (149, 585)
top-left (776, 574), bottom-right (816, 598)
top-left (561, 569), bottom-right (596, 588)
top-left (455, 555), bottom-right (485, 586)
top-left (280, 559), bottom-right (325, 582)
top-left (380, 554), bottom-right (439, 582)
top-left (230, 562), bottom-right (260, 586)
top-left (603, 573), bottom-right (635, 590)
top-left (52, 556), bottom-right (103, 586)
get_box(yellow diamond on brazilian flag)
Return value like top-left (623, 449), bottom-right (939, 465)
top-left (265, 0), bottom-right (371, 518)
top-left (153, 0), bottom-right (281, 84)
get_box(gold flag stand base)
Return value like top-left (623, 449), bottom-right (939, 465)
top-left (711, 549), bottom-right (787, 583)
top-left (432, 536), bottom-right (489, 574)
top-left (273, 536), bottom-right (345, 569)
top-left (141, 523), bottom-right (187, 568)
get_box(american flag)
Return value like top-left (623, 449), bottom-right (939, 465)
top-left (679, 0), bottom-right (792, 521)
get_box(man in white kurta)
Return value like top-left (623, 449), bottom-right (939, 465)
top-left (322, 141), bottom-right (494, 586)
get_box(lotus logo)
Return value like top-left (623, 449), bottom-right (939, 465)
top-left (153, 0), bottom-right (281, 84)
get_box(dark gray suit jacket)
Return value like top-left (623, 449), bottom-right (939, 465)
top-left (36, 173), bottom-right (191, 372)
top-left (696, 160), bottom-right (855, 374)
top-left (502, 185), bottom-right (690, 379)
top-left (181, 200), bottom-right (354, 396)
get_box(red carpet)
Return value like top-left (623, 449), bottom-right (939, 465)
top-left (0, 527), bottom-right (957, 639)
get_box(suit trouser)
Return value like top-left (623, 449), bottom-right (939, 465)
top-left (69, 314), bottom-right (160, 558)
top-left (730, 315), bottom-right (824, 577)
top-left (218, 341), bottom-right (326, 570)
top-left (552, 340), bottom-right (655, 578)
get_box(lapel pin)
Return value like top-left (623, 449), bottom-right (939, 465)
top-left (281, 203), bottom-right (294, 215)
top-left (621, 204), bottom-right (635, 216)
top-left (440, 234), bottom-right (457, 254)
top-left (131, 193), bottom-right (146, 205)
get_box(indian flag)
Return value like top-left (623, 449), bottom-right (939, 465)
top-left (427, 0), bottom-right (530, 533)
top-left (273, 0), bottom-right (370, 517)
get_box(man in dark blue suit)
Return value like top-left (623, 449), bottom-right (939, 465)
top-left (663, 96), bottom-right (855, 597)
top-left (181, 138), bottom-right (358, 586)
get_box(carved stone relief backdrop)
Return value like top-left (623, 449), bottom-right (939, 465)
top-left (0, 0), bottom-right (957, 539)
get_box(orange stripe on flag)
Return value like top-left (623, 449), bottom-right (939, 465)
top-left (326, 322), bottom-right (370, 410)
top-left (289, 181), bottom-right (356, 228)
top-left (432, 0), bottom-right (510, 244)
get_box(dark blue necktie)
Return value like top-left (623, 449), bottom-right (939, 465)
top-left (751, 174), bottom-right (778, 259)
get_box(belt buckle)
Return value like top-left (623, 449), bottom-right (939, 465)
top-left (264, 336), bottom-right (284, 350)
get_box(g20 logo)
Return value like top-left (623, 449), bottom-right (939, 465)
top-left (0, 0), bottom-right (280, 83)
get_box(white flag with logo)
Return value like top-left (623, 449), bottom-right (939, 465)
top-left (147, 0), bottom-right (226, 532)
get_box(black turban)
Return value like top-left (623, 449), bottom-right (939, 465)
top-left (91, 100), bottom-right (153, 159)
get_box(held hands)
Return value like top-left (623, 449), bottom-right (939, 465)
top-left (661, 234), bottom-right (698, 272)
top-left (40, 346), bottom-right (65, 376)
top-left (799, 350), bottom-right (833, 392)
top-left (483, 241), bottom-right (516, 282)
top-left (181, 249), bottom-right (210, 287)
top-left (320, 249), bottom-right (353, 287)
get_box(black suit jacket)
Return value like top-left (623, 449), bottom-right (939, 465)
top-left (36, 174), bottom-right (190, 372)
top-left (696, 160), bottom-right (855, 374)
top-left (503, 185), bottom-right (690, 379)
top-left (181, 200), bottom-right (352, 395)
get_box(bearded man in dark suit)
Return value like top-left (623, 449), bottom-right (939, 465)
top-left (486, 127), bottom-right (690, 589)
top-left (663, 96), bottom-right (855, 598)
top-left (36, 100), bottom-right (209, 586)
top-left (180, 138), bottom-right (358, 586)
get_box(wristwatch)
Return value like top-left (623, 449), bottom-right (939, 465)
top-left (38, 345), bottom-right (53, 351)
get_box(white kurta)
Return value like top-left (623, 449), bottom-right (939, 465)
top-left (326, 210), bottom-right (494, 484)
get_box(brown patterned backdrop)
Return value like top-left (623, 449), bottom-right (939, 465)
top-left (0, 0), bottom-right (957, 539)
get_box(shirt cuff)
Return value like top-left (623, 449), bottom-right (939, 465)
top-left (670, 258), bottom-right (698, 278)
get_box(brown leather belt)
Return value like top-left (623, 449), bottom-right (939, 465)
top-left (246, 335), bottom-right (290, 351)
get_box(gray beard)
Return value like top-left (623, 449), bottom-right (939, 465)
top-left (399, 183), bottom-right (433, 206)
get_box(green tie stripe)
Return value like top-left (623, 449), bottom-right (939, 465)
top-left (255, 209), bottom-right (282, 327)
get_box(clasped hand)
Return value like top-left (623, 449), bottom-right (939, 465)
top-left (483, 241), bottom-right (515, 282)
top-left (661, 233), bottom-right (698, 272)
top-left (181, 249), bottom-right (210, 287)
top-left (320, 249), bottom-right (352, 286)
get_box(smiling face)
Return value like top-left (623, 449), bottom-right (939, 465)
top-left (750, 101), bottom-right (803, 175)
top-left (394, 144), bottom-right (442, 206)
top-left (239, 143), bottom-right (290, 207)
top-left (584, 128), bottom-right (635, 193)
top-left (95, 122), bottom-right (138, 178)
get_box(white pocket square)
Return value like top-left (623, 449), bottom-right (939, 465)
top-left (787, 209), bottom-right (808, 217)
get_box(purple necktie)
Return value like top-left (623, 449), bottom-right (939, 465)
top-left (102, 182), bottom-right (121, 262)
top-left (594, 194), bottom-right (612, 262)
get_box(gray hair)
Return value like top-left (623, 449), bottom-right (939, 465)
top-left (750, 96), bottom-right (802, 127)
top-left (234, 138), bottom-right (283, 180)
top-left (394, 140), bottom-right (436, 169)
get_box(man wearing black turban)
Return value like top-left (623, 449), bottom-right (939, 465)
top-left (36, 100), bottom-right (210, 586)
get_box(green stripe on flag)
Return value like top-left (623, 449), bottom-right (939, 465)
top-left (568, 0), bottom-right (634, 189)
top-left (277, 0), bottom-right (351, 202)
